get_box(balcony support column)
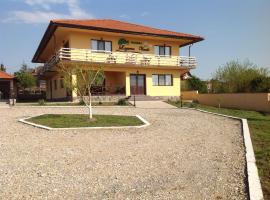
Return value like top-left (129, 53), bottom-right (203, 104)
top-left (125, 71), bottom-right (130, 96)
top-left (71, 74), bottom-right (77, 100)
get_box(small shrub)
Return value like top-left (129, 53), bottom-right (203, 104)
top-left (117, 98), bottom-right (128, 105)
top-left (193, 100), bottom-right (199, 104)
top-left (175, 100), bottom-right (180, 104)
top-left (189, 102), bottom-right (198, 108)
top-left (79, 99), bottom-right (84, 105)
top-left (98, 101), bottom-right (102, 105)
top-left (38, 99), bottom-right (46, 105)
top-left (182, 101), bottom-right (197, 108)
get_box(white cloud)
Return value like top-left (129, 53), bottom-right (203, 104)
top-left (140, 11), bottom-right (149, 17)
top-left (24, 0), bottom-right (66, 10)
top-left (2, 0), bottom-right (94, 23)
top-left (67, 0), bottom-right (91, 18)
top-left (3, 10), bottom-right (69, 24)
top-left (119, 14), bottom-right (130, 20)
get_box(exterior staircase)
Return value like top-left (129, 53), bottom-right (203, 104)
top-left (127, 95), bottom-right (164, 101)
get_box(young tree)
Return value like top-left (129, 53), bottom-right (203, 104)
top-left (59, 62), bottom-right (105, 119)
top-left (0, 63), bottom-right (6, 72)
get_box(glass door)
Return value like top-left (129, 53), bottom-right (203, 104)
top-left (130, 74), bottom-right (146, 95)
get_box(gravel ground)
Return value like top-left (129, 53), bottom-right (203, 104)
top-left (0, 106), bottom-right (247, 199)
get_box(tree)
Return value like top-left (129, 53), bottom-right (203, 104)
top-left (213, 60), bottom-right (269, 93)
top-left (16, 71), bottom-right (36, 89)
top-left (0, 63), bottom-right (6, 72)
top-left (186, 76), bottom-right (207, 93)
top-left (20, 63), bottom-right (28, 72)
top-left (250, 76), bottom-right (270, 92)
top-left (59, 62), bottom-right (105, 119)
top-left (14, 63), bottom-right (36, 89)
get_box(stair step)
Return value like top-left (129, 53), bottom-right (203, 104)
top-left (128, 95), bottom-right (163, 101)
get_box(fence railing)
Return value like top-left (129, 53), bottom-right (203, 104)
top-left (45, 48), bottom-right (197, 69)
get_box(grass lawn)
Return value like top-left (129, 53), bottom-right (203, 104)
top-left (27, 114), bottom-right (144, 128)
top-left (167, 100), bottom-right (270, 199)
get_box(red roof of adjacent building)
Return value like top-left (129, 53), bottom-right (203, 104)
top-left (0, 71), bottom-right (13, 79)
top-left (52, 19), bottom-right (204, 40)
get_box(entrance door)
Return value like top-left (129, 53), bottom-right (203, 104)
top-left (130, 74), bottom-right (146, 95)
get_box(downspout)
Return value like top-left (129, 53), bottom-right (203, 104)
top-left (50, 80), bottom-right (53, 100)
top-left (188, 44), bottom-right (193, 57)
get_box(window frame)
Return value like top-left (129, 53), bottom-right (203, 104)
top-left (152, 74), bottom-right (173, 86)
top-left (154, 45), bottom-right (171, 57)
top-left (91, 39), bottom-right (112, 52)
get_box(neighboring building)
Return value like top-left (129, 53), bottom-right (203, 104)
top-left (16, 67), bottom-right (47, 102)
top-left (32, 19), bottom-right (204, 101)
top-left (180, 69), bottom-right (193, 80)
top-left (180, 70), bottom-right (193, 91)
top-left (31, 67), bottom-right (47, 92)
top-left (0, 71), bottom-right (15, 100)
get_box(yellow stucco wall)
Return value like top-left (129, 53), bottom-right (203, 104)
top-left (102, 66), bottom-right (180, 97)
top-left (46, 75), bottom-right (67, 100)
top-left (46, 30), bottom-right (184, 99)
top-left (183, 92), bottom-right (270, 113)
top-left (68, 32), bottom-right (180, 56)
top-left (66, 32), bottom-right (181, 97)
top-left (48, 66), bottom-right (180, 99)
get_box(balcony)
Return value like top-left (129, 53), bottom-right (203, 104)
top-left (45, 48), bottom-right (197, 69)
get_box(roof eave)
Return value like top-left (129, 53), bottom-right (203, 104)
top-left (179, 37), bottom-right (204, 48)
top-left (32, 21), bottom-right (57, 63)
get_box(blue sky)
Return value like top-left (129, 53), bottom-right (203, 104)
top-left (0, 0), bottom-right (269, 79)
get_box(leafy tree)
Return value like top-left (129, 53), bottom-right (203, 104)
top-left (20, 63), bottom-right (29, 72)
top-left (14, 63), bottom-right (36, 89)
top-left (0, 63), bottom-right (6, 72)
top-left (16, 71), bottom-right (36, 89)
top-left (59, 62), bottom-right (105, 119)
top-left (186, 76), bottom-right (207, 93)
top-left (213, 60), bottom-right (269, 93)
top-left (250, 76), bottom-right (270, 92)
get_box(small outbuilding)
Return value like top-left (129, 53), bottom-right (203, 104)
top-left (0, 71), bottom-right (15, 100)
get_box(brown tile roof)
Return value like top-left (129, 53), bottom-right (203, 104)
top-left (0, 71), bottom-right (13, 79)
top-left (52, 19), bottom-right (204, 40)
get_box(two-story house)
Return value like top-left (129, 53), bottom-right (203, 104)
top-left (32, 19), bottom-right (204, 101)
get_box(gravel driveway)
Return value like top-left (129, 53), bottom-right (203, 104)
top-left (0, 106), bottom-right (247, 199)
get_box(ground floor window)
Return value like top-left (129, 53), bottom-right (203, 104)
top-left (152, 74), bottom-right (173, 86)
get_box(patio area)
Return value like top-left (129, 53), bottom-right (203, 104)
top-left (0, 106), bottom-right (247, 199)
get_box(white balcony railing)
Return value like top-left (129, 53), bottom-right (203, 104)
top-left (45, 48), bottom-right (197, 69)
